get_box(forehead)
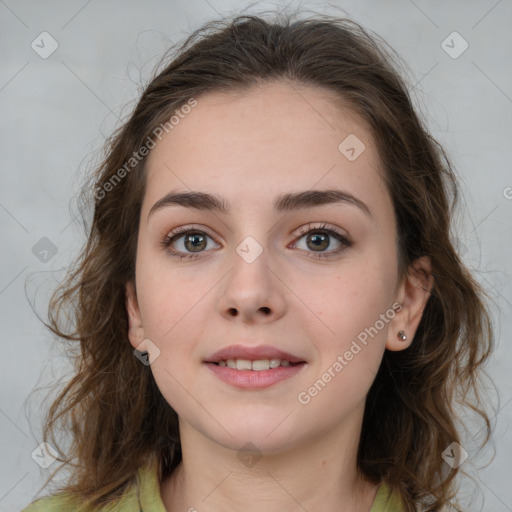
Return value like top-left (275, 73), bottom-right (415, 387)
top-left (142, 81), bottom-right (388, 218)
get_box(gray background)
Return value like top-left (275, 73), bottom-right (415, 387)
top-left (1, 0), bottom-right (511, 510)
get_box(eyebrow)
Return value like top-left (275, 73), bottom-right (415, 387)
top-left (147, 188), bottom-right (372, 220)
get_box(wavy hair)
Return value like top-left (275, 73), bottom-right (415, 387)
top-left (30, 9), bottom-right (495, 512)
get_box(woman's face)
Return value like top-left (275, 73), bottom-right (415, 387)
top-left (126, 81), bottom-right (413, 454)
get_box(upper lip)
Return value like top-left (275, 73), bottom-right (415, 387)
top-left (205, 344), bottom-right (305, 364)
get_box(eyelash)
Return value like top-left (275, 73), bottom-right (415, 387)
top-left (160, 223), bottom-right (353, 261)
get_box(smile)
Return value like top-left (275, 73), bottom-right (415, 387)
top-left (215, 358), bottom-right (300, 370)
top-left (204, 360), bottom-right (307, 389)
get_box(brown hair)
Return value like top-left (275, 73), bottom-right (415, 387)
top-left (30, 9), bottom-right (495, 512)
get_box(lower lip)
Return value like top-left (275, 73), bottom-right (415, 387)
top-left (204, 362), bottom-right (306, 389)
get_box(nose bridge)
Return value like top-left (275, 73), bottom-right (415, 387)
top-left (217, 229), bottom-right (286, 323)
top-left (226, 203), bottom-right (275, 266)
top-left (230, 231), bottom-right (272, 294)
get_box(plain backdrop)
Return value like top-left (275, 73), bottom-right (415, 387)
top-left (1, 1), bottom-right (511, 511)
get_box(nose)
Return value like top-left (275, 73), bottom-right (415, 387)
top-left (216, 247), bottom-right (287, 324)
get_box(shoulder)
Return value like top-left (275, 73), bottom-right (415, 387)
top-left (21, 489), bottom-right (134, 512)
top-left (21, 488), bottom-right (134, 512)
top-left (22, 460), bottom-right (164, 512)
top-left (21, 494), bottom-right (82, 512)
top-left (370, 481), bottom-right (406, 512)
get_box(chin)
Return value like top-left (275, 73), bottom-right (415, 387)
top-left (204, 417), bottom-right (303, 455)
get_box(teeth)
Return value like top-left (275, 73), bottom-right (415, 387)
top-left (216, 358), bottom-right (297, 370)
top-left (236, 359), bottom-right (252, 370)
top-left (252, 359), bottom-right (270, 371)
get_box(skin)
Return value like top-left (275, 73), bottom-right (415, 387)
top-left (125, 80), bottom-right (433, 512)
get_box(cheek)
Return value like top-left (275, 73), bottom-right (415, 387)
top-left (297, 267), bottom-right (393, 412)
top-left (135, 250), bottom-right (213, 341)
top-left (138, 284), bottom-right (207, 351)
top-left (306, 257), bottom-right (396, 343)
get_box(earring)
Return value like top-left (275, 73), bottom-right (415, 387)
top-left (397, 330), bottom-right (407, 341)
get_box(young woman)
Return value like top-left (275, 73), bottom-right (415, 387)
top-left (23, 10), bottom-right (495, 512)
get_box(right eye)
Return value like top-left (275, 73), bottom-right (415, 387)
top-left (160, 226), bottom-right (220, 260)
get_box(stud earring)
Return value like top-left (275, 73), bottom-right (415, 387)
top-left (397, 330), bottom-right (407, 341)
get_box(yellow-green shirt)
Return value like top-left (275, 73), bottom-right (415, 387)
top-left (22, 462), bottom-right (404, 511)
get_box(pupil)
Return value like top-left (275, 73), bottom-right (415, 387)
top-left (308, 233), bottom-right (328, 251)
top-left (186, 233), bottom-right (205, 252)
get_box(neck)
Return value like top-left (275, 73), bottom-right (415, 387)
top-left (160, 409), bottom-right (379, 512)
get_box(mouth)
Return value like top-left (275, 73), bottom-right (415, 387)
top-left (205, 343), bottom-right (306, 367)
top-left (207, 358), bottom-right (305, 371)
top-left (203, 344), bottom-right (307, 388)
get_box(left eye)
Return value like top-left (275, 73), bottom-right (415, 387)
top-left (292, 223), bottom-right (353, 259)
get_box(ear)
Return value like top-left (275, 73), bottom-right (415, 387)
top-left (386, 255), bottom-right (434, 351)
top-left (125, 280), bottom-right (147, 352)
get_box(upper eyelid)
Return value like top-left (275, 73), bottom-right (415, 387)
top-left (296, 222), bottom-right (348, 236)
top-left (165, 222), bottom-right (346, 237)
